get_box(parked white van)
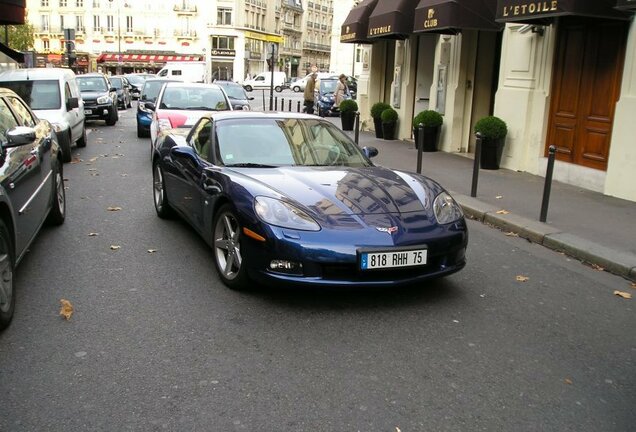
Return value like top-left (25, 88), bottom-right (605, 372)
top-left (243, 72), bottom-right (287, 92)
top-left (156, 62), bottom-right (207, 83)
top-left (0, 68), bottom-right (86, 162)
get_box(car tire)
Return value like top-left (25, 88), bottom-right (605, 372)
top-left (46, 159), bottom-right (66, 226)
top-left (137, 123), bottom-right (147, 138)
top-left (76, 126), bottom-right (87, 148)
top-left (275, 86), bottom-right (283, 92)
top-left (59, 130), bottom-right (72, 163)
top-left (127, 97), bottom-right (132, 109)
top-left (153, 162), bottom-right (174, 219)
top-left (293, 86), bottom-right (301, 92)
top-left (105, 107), bottom-right (117, 126)
top-left (244, 85), bottom-right (252, 92)
top-left (213, 204), bottom-right (249, 290)
top-left (0, 219), bottom-right (15, 331)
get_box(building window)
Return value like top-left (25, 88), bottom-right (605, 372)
top-left (93, 15), bottom-right (100, 32)
top-left (106, 15), bottom-right (114, 32)
top-left (41, 15), bottom-right (50, 31)
top-left (60, 15), bottom-right (65, 30)
top-left (41, 0), bottom-right (49, 6)
top-left (92, 0), bottom-right (100, 8)
top-left (43, 40), bottom-right (50, 51)
top-left (76, 0), bottom-right (83, 6)
top-left (126, 16), bottom-right (133, 33)
top-left (217, 7), bottom-right (232, 25)
top-left (60, 0), bottom-right (67, 6)
top-left (212, 36), bottom-right (235, 50)
top-left (76, 15), bottom-right (84, 32)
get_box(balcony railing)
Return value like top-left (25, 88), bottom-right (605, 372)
top-left (303, 42), bottom-right (330, 52)
top-left (174, 30), bottom-right (198, 38)
top-left (173, 4), bottom-right (197, 13)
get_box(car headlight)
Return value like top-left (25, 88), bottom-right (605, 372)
top-left (255, 196), bottom-right (320, 232)
top-left (433, 192), bottom-right (464, 225)
top-left (96, 95), bottom-right (111, 104)
top-left (157, 118), bottom-right (172, 131)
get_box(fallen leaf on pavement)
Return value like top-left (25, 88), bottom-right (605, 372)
top-left (496, 195), bottom-right (503, 199)
top-left (630, 282), bottom-right (635, 289)
top-left (89, 156), bottom-right (99, 162)
top-left (564, 378), bottom-right (573, 385)
top-left (496, 209), bottom-right (510, 215)
top-left (591, 263), bottom-right (605, 271)
top-left (147, 249), bottom-right (158, 253)
top-left (614, 290), bottom-right (632, 299)
top-left (90, 173), bottom-right (99, 176)
top-left (60, 299), bottom-right (73, 320)
top-left (516, 275), bottom-right (529, 282)
top-left (505, 232), bottom-right (519, 237)
top-left (70, 157), bottom-right (81, 164)
top-left (88, 232), bottom-right (99, 236)
top-left (87, 168), bottom-right (97, 171)
top-left (106, 206), bottom-right (122, 211)
top-left (120, 174), bottom-right (128, 177)
top-left (110, 245), bottom-right (121, 250)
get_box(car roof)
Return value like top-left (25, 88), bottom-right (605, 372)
top-left (77, 73), bottom-right (108, 79)
top-left (163, 82), bottom-right (223, 89)
top-left (201, 111), bottom-right (323, 122)
top-left (214, 80), bottom-right (240, 86)
top-left (0, 67), bottom-right (76, 81)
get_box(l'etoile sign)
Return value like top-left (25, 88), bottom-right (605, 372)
top-left (500, 0), bottom-right (558, 18)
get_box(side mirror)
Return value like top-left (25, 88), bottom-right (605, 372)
top-left (362, 146), bottom-right (379, 158)
top-left (248, 96), bottom-right (255, 101)
top-left (171, 145), bottom-right (197, 162)
top-left (144, 101), bottom-right (156, 111)
top-left (67, 97), bottom-right (79, 110)
top-left (6, 126), bottom-right (36, 147)
top-left (110, 87), bottom-right (117, 92)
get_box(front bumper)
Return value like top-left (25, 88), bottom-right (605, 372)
top-left (83, 103), bottom-right (112, 120)
top-left (242, 221), bottom-right (468, 287)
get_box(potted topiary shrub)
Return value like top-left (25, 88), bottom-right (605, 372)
top-left (370, 102), bottom-right (391, 138)
top-left (413, 110), bottom-right (443, 151)
top-left (381, 107), bottom-right (398, 140)
top-left (339, 99), bottom-right (358, 131)
top-left (474, 116), bottom-right (508, 169)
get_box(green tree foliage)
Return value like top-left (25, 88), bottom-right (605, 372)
top-left (4, 24), bottom-right (35, 51)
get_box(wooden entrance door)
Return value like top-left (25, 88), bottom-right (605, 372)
top-left (546, 17), bottom-right (628, 171)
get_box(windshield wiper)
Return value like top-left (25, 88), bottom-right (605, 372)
top-left (226, 163), bottom-right (278, 168)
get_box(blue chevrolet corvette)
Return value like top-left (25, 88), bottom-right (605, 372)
top-left (152, 112), bottom-right (467, 289)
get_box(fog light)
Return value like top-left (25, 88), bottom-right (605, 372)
top-left (269, 260), bottom-right (303, 275)
top-left (103, 109), bottom-right (109, 115)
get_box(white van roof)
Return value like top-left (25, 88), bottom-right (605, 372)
top-left (0, 67), bottom-right (77, 81)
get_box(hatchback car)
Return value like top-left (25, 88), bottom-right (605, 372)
top-left (151, 112), bottom-right (467, 290)
top-left (213, 80), bottom-right (253, 111)
top-left (148, 82), bottom-right (232, 149)
top-left (136, 78), bottom-right (179, 138)
top-left (124, 73), bottom-right (154, 99)
top-left (0, 88), bottom-right (66, 330)
top-left (76, 73), bottom-right (118, 125)
top-left (315, 78), bottom-right (350, 117)
top-left (110, 75), bottom-right (132, 109)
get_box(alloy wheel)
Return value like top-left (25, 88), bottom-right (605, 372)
top-left (214, 212), bottom-right (242, 281)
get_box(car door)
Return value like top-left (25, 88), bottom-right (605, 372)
top-left (67, 79), bottom-right (84, 141)
top-left (0, 96), bottom-right (50, 254)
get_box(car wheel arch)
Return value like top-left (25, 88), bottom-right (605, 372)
top-left (0, 203), bottom-right (16, 258)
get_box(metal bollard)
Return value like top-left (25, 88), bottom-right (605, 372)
top-left (288, 99), bottom-right (292, 112)
top-left (280, 98), bottom-right (284, 111)
top-left (471, 132), bottom-right (483, 197)
top-left (274, 97), bottom-right (278, 111)
top-left (354, 112), bottom-right (360, 145)
top-left (262, 90), bottom-right (266, 111)
top-left (416, 124), bottom-right (424, 174)
top-left (297, 101), bottom-right (301, 112)
top-left (540, 145), bottom-right (557, 222)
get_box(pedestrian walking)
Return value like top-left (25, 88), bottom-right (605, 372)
top-left (334, 74), bottom-right (349, 109)
top-left (303, 72), bottom-right (317, 114)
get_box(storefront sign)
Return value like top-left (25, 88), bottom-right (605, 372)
top-left (340, 25), bottom-right (357, 42)
top-left (368, 25), bottom-right (391, 36)
top-left (423, 8), bottom-right (438, 29)
top-left (210, 49), bottom-right (235, 57)
top-left (245, 31), bottom-right (283, 44)
top-left (499, 1), bottom-right (558, 19)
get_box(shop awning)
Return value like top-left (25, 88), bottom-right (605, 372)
top-left (0, 0), bottom-right (25, 25)
top-left (0, 41), bottom-right (24, 63)
top-left (367, 0), bottom-right (420, 39)
top-left (414, 0), bottom-right (502, 34)
top-left (340, 0), bottom-right (379, 43)
top-left (616, 0), bottom-right (636, 10)
top-left (96, 53), bottom-right (202, 63)
top-left (495, 0), bottom-right (631, 23)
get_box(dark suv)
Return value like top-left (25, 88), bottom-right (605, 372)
top-left (76, 73), bottom-right (118, 125)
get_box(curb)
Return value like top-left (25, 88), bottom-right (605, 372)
top-left (452, 193), bottom-right (636, 282)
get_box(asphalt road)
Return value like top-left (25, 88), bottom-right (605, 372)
top-left (0, 104), bottom-right (634, 431)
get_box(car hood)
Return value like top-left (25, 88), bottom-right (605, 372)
top-left (80, 91), bottom-right (109, 101)
top-left (231, 166), bottom-right (443, 217)
top-left (157, 109), bottom-right (214, 129)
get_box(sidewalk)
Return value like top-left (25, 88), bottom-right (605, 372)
top-left (352, 129), bottom-right (636, 281)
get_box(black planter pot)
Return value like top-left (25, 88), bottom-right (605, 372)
top-left (373, 117), bottom-right (384, 138)
top-left (341, 111), bottom-right (355, 131)
top-left (480, 136), bottom-right (505, 170)
top-left (413, 125), bottom-right (440, 151)
top-left (382, 122), bottom-right (396, 140)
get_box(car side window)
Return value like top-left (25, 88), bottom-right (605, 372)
top-left (7, 97), bottom-right (36, 127)
top-left (0, 98), bottom-right (20, 141)
top-left (191, 119), bottom-right (212, 162)
top-left (65, 83), bottom-right (72, 104)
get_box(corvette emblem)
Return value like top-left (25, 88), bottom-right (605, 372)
top-left (376, 226), bottom-right (398, 234)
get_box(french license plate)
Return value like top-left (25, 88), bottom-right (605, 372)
top-left (84, 109), bottom-right (92, 115)
top-left (360, 248), bottom-right (427, 270)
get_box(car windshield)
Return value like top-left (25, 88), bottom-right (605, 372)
top-left (110, 77), bottom-right (123, 88)
top-left (125, 75), bottom-right (148, 86)
top-left (320, 80), bottom-right (338, 94)
top-left (141, 81), bottom-right (170, 102)
top-left (159, 86), bottom-right (229, 111)
top-left (77, 77), bottom-right (108, 92)
top-left (218, 84), bottom-right (246, 100)
top-left (215, 118), bottom-right (371, 167)
top-left (0, 80), bottom-right (61, 110)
